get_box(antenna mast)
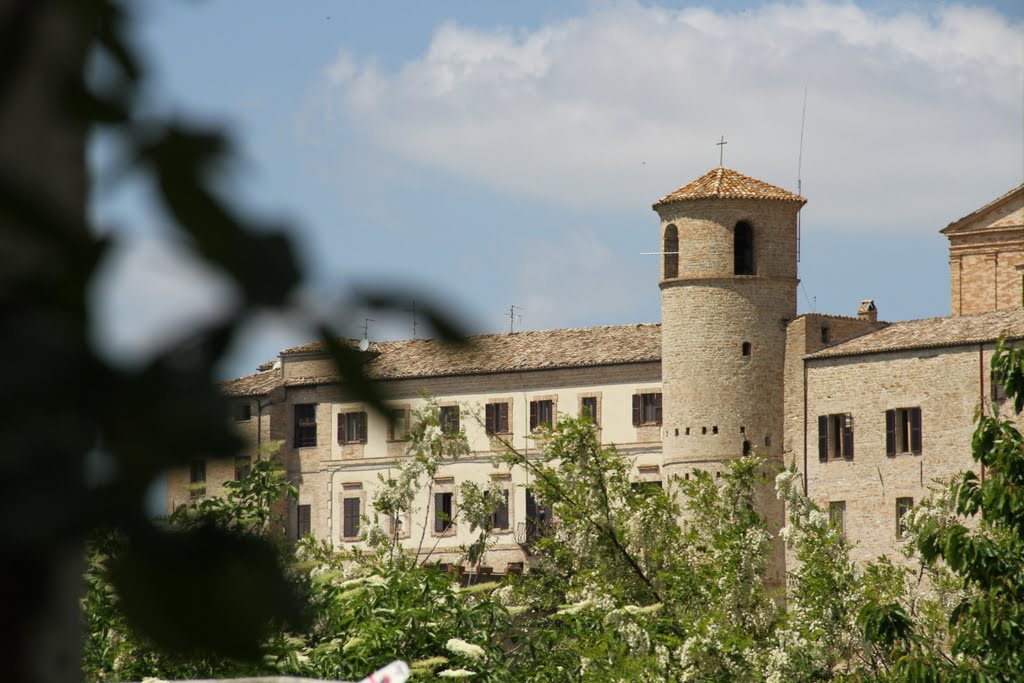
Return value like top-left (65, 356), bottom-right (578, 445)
top-left (409, 300), bottom-right (419, 340)
top-left (508, 305), bottom-right (523, 333)
top-left (797, 85), bottom-right (808, 263)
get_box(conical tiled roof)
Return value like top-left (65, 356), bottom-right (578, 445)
top-left (653, 167), bottom-right (805, 208)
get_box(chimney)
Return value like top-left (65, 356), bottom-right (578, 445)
top-left (857, 300), bottom-right (877, 323)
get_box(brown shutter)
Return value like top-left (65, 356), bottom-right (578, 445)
top-left (817, 415), bottom-right (828, 462)
top-left (910, 408), bottom-right (922, 455)
top-left (500, 403), bottom-right (509, 433)
top-left (338, 413), bottom-right (346, 444)
top-left (485, 403), bottom-right (495, 434)
top-left (654, 393), bottom-right (663, 425)
top-left (343, 497), bottom-right (360, 537)
top-left (493, 490), bottom-right (510, 530)
top-left (530, 401), bottom-right (539, 430)
top-left (885, 409), bottom-right (896, 457)
top-left (452, 407), bottom-right (460, 433)
top-left (632, 394), bottom-right (642, 426)
top-left (842, 414), bottom-right (854, 461)
top-left (358, 412), bottom-right (368, 443)
top-left (434, 493), bottom-right (446, 532)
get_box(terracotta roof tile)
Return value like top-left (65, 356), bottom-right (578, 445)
top-left (222, 366), bottom-right (283, 397)
top-left (653, 167), bottom-right (805, 208)
top-left (806, 309), bottom-right (1024, 360)
top-left (281, 323), bottom-right (661, 385)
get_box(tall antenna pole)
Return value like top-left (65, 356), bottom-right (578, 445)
top-left (362, 317), bottom-right (374, 342)
top-left (797, 85), bottom-right (808, 263)
top-left (508, 305), bottom-right (523, 333)
top-left (410, 300), bottom-right (419, 340)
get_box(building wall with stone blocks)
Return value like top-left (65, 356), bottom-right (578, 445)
top-left (945, 187), bottom-right (1024, 315)
top-left (802, 343), bottom-right (1005, 566)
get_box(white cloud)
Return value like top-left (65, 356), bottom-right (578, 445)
top-left (312, 1), bottom-right (1022, 231)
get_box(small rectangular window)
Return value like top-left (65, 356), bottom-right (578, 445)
top-left (342, 497), bottom-right (361, 539)
top-left (992, 371), bottom-right (1007, 402)
top-left (440, 406), bottom-right (460, 435)
top-left (189, 459), bottom-right (206, 499)
top-left (821, 326), bottom-right (832, 344)
top-left (581, 396), bottom-right (599, 425)
top-left (829, 501), bottom-right (846, 538)
top-left (896, 497), bottom-right (914, 539)
top-left (530, 400), bottom-right (554, 431)
top-left (485, 402), bottom-right (510, 435)
top-left (524, 488), bottom-right (552, 545)
top-left (632, 393), bottom-right (663, 426)
top-left (233, 401), bottom-right (252, 421)
top-left (297, 504), bottom-right (311, 537)
top-left (338, 411), bottom-right (368, 444)
top-left (434, 491), bottom-right (454, 533)
top-left (490, 490), bottom-right (510, 530)
top-left (885, 407), bottom-right (922, 456)
top-left (389, 408), bottom-right (409, 441)
top-left (294, 404), bottom-right (317, 448)
top-left (817, 413), bottom-right (854, 461)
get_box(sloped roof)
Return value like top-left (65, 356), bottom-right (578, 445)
top-left (806, 309), bottom-right (1024, 360)
top-left (941, 184), bottom-right (1024, 235)
top-left (281, 323), bottom-right (662, 385)
top-left (222, 367), bottom-right (283, 397)
top-left (653, 167), bottom-right (805, 208)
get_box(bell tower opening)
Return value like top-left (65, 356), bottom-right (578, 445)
top-left (734, 220), bottom-right (754, 275)
top-left (663, 225), bottom-right (678, 279)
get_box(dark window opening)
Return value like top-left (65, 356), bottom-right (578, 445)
top-left (296, 504), bottom-right (311, 537)
top-left (189, 459), bottom-right (206, 499)
top-left (712, 425), bottom-right (719, 434)
top-left (817, 413), bottom-right (854, 461)
top-left (741, 341), bottom-right (752, 356)
top-left (389, 408), bottom-right (409, 441)
top-left (896, 497), bottom-right (914, 539)
top-left (485, 402), bottom-right (510, 435)
top-left (434, 492), bottom-right (454, 533)
top-left (742, 440), bottom-right (751, 455)
top-left (530, 400), bottom-right (554, 431)
top-left (821, 326), bottom-right (832, 344)
top-left (234, 456), bottom-right (251, 481)
top-left (632, 393), bottom-right (663, 426)
top-left (581, 396), bottom-right (599, 425)
top-left (338, 411), bottom-right (368, 444)
top-left (440, 406), bottom-right (460, 435)
top-left (490, 490), bottom-right (510, 530)
top-left (233, 402), bottom-right (252, 421)
top-left (524, 488), bottom-right (552, 545)
top-left (663, 225), bottom-right (679, 279)
top-left (343, 496), bottom-right (361, 538)
top-left (764, 435), bottom-right (771, 447)
top-left (685, 427), bottom-right (690, 435)
top-left (701, 426), bottom-right (707, 435)
top-left (294, 404), bottom-right (317, 448)
top-left (734, 221), bottom-right (754, 275)
top-left (886, 407), bottom-right (922, 456)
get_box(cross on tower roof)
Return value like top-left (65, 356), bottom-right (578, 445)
top-left (716, 135), bottom-right (727, 167)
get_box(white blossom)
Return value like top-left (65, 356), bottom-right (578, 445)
top-left (446, 638), bottom-right (486, 661)
top-left (438, 668), bottom-right (476, 678)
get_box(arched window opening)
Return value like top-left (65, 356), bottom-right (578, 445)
top-left (663, 225), bottom-right (679, 279)
top-left (743, 440), bottom-right (752, 455)
top-left (734, 221), bottom-right (754, 275)
top-left (741, 341), bottom-right (752, 356)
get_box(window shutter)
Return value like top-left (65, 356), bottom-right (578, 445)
top-left (493, 490), bottom-right (510, 529)
top-left (452, 408), bottom-right (460, 433)
top-left (500, 403), bottom-right (508, 433)
top-left (654, 393), bottom-right (663, 425)
top-left (343, 497), bottom-right (360, 537)
top-left (434, 493), bottom-right (445, 532)
top-left (357, 412), bottom-right (366, 443)
top-left (632, 395), bottom-right (642, 427)
top-left (338, 413), bottom-right (346, 444)
top-left (885, 409), bottom-right (896, 457)
top-left (530, 401), bottom-right (539, 430)
top-left (842, 414), bottom-right (854, 461)
top-left (910, 408), bottom-right (922, 455)
top-left (817, 415), bottom-right (828, 462)
top-left (485, 403), bottom-right (495, 434)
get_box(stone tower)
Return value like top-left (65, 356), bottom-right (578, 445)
top-left (654, 167), bottom-right (804, 580)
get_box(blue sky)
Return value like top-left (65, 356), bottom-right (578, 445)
top-left (89, 0), bottom-right (1024, 380)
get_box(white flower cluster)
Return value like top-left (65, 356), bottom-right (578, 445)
top-left (806, 509), bottom-right (829, 529)
top-left (445, 638), bottom-right (486, 661)
top-left (438, 668), bottom-right (475, 678)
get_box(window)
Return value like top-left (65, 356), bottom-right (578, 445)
top-left (734, 221), bottom-right (754, 275)
top-left (632, 392), bottom-right (663, 426)
top-left (233, 401), bottom-right (251, 421)
top-left (631, 480), bottom-right (664, 493)
top-left (741, 341), bottom-right (751, 356)
top-left (663, 224), bottom-right (679, 279)
top-left (189, 459), bottom-right (206, 499)
top-left (885, 407), bottom-right (922, 456)
top-left (821, 326), bottom-right (832, 344)
top-left (992, 370), bottom-right (1007, 402)
top-left (338, 411), bottom-right (368, 444)
top-left (742, 440), bottom-right (751, 455)
top-left (896, 497), bottom-right (914, 539)
top-left (297, 504), bottom-right (311, 537)
top-left (817, 413), bottom-right (854, 461)
top-left (530, 399), bottom-right (554, 431)
top-left (524, 488), bottom-right (552, 545)
top-left (434, 491), bottom-right (454, 533)
top-left (389, 407), bottom-right (410, 441)
top-left (342, 496), bottom-right (361, 539)
top-left (829, 501), bottom-right (846, 538)
top-left (440, 405), bottom-right (460, 435)
top-left (234, 456), bottom-right (251, 481)
top-left (485, 402), bottom-right (510, 435)
top-left (581, 396), bottom-right (599, 425)
top-left (490, 490), bottom-right (510, 530)
top-left (294, 403), bottom-right (317, 447)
